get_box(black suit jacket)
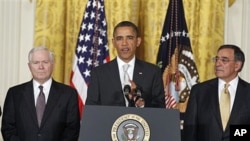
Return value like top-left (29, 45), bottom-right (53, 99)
top-left (1, 80), bottom-right (80, 141)
top-left (86, 58), bottom-right (165, 108)
top-left (183, 78), bottom-right (250, 141)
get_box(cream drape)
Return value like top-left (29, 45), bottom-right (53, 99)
top-left (34, 0), bottom-right (227, 84)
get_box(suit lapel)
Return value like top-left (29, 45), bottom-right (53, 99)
top-left (133, 59), bottom-right (144, 83)
top-left (112, 59), bottom-right (127, 105)
top-left (228, 79), bottom-right (246, 126)
top-left (23, 81), bottom-right (39, 126)
top-left (40, 80), bottom-right (60, 127)
top-left (208, 79), bottom-right (224, 130)
top-left (109, 59), bottom-right (123, 89)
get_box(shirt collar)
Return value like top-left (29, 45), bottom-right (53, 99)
top-left (33, 78), bottom-right (52, 90)
top-left (117, 56), bottom-right (135, 68)
top-left (218, 76), bottom-right (239, 89)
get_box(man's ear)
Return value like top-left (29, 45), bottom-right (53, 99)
top-left (136, 37), bottom-right (141, 47)
top-left (235, 61), bottom-right (242, 72)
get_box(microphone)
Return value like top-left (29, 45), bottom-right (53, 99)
top-left (123, 85), bottom-right (131, 98)
top-left (123, 85), bottom-right (135, 107)
top-left (134, 87), bottom-right (145, 108)
top-left (134, 87), bottom-right (142, 102)
top-left (135, 87), bottom-right (142, 97)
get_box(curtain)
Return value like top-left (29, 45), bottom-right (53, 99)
top-left (34, 0), bottom-right (226, 84)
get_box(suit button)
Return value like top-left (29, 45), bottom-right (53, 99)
top-left (38, 133), bottom-right (41, 137)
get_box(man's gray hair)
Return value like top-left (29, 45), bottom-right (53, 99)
top-left (28, 46), bottom-right (54, 63)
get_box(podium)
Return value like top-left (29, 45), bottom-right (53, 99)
top-left (79, 105), bottom-right (181, 141)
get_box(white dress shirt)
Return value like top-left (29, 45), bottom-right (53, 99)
top-left (218, 76), bottom-right (238, 112)
top-left (33, 78), bottom-right (52, 105)
top-left (117, 56), bottom-right (135, 106)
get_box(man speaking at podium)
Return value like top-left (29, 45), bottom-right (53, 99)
top-left (86, 21), bottom-right (165, 108)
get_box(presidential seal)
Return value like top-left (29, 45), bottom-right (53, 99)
top-left (111, 114), bottom-right (150, 141)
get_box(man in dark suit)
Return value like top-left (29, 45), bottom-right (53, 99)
top-left (1, 46), bottom-right (80, 141)
top-left (183, 44), bottom-right (250, 141)
top-left (86, 21), bottom-right (165, 108)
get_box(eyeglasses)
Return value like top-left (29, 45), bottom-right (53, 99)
top-left (211, 57), bottom-right (235, 64)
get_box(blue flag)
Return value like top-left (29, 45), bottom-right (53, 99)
top-left (156, 0), bottom-right (199, 111)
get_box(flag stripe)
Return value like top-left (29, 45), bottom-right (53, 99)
top-left (70, 0), bottom-right (109, 118)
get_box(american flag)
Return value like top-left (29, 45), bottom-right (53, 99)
top-left (156, 0), bottom-right (199, 111)
top-left (70, 0), bottom-right (109, 118)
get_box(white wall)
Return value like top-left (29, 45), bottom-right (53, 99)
top-left (0, 0), bottom-right (35, 140)
top-left (225, 0), bottom-right (250, 81)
